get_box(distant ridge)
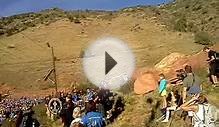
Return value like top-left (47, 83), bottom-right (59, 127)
top-left (0, 0), bottom-right (218, 45)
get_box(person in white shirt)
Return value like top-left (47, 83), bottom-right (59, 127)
top-left (162, 90), bottom-right (181, 122)
top-left (180, 94), bottom-right (209, 127)
top-left (70, 107), bottom-right (82, 127)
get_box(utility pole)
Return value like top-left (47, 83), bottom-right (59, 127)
top-left (47, 43), bottom-right (58, 94)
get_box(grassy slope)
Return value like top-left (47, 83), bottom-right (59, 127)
top-left (161, 0), bottom-right (219, 39)
top-left (2, 0), bottom-right (218, 91)
top-left (109, 67), bottom-right (219, 127)
top-left (0, 12), bottom-right (202, 92)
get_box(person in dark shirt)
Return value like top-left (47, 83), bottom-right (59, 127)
top-left (60, 95), bottom-right (74, 127)
top-left (203, 46), bottom-right (218, 86)
top-left (15, 110), bottom-right (23, 127)
top-left (18, 110), bottom-right (40, 127)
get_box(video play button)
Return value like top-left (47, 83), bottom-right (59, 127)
top-left (105, 51), bottom-right (117, 75)
top-left (82, 37), bottom-right (135, 90)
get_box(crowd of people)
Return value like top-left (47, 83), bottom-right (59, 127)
top-left (45, 88), bottom-right (125, 127)
top-left (156, 47), bottom-right (218, 127)
top-left (0, 96), bottom-right (43, 126)
top-left (0, 87), bottom-right (124, 127)
top-left (0, 47), bottom-right (218, 127)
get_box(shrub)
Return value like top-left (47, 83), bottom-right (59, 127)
top-left (19, 26), bottom-right (27, 31)
top-left (80, 14), bottom-right (86, 19)
top-left (0, 23), bottom-right (3, 29)
top-left (0, 29), bottom-right (5, 35)
top-left (5, 18), bottom-right (13, 24)
top-left (174, 16), bottom-right (187, 32)
top-left (73, 18), bottom-right (81, 24)
top-left (74, 14), bottom-right (80, 19)
top-left (192, 5), bottom-right (202, 11)
top-left (99, 12), bottom-right (116, 21)
top-left (194, 31), bottom-right (212, 45)
top-left (6, 28), bottom-right (15, 36)
top-left (68, 15), bottom-right (74, 22)
top-left (67, 14), bottom-right (81, 23)
top-left (44, 21), bottom-right (50, 26)
top-left (39, 16), bottom-right (45, 21)
top-left (201, 9), bottom-right (208, 14)
top-left (25, 21), bottom-right (36, 27)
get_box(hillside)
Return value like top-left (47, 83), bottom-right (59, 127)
top-left (162, 0), bottom-right (219, 44)
top-left (0, 14), bottom-right (203, 94)
top-left (0, 0), bottom-right (218, 96)
top-left (0, 0), bottom-right (218, 42)
top-left (0, 0), bottom-right (218, 127)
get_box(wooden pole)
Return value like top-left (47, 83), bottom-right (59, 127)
top-left (51, 46), bottom-right (58, 94)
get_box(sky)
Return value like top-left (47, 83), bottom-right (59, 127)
top-left (0, 0), bottom-right (172, 17)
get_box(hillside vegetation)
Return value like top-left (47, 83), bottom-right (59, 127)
top-left (0, 0), bottom-right (218, 45)
top-left (0, 8), bottom-right (111, 36)
top-left (162, 0), bottom-right (218, 45)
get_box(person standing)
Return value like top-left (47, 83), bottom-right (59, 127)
top-left (19, 110), bottom-right (40, 127)
top-left (60, 96), bottom-right (74, 127)
top-left (86, 88), bottom-right (94, 101)
top-left (158, 73), bottom-right (168, 109)
top-left (182, 65), bottom-right (201, 103)
top-left (203, 47), bottom-right (218, 86)
top-left (82, 100), bottom-right (106, 127)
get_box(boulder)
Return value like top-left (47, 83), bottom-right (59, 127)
top-left (155, 52), bottom-right (186, 74)
top-left (134, 71), bottom-right (158, 95)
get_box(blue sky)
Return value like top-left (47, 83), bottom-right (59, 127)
top-left (0, 0), bottom-right (172, 17)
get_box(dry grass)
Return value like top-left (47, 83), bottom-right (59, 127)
top-left (0, 14), bottom-right (203, 94)
top-left (0, 1), bottom-right (218, 126)
top-left (108, 93), bottom-right (149, 127)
